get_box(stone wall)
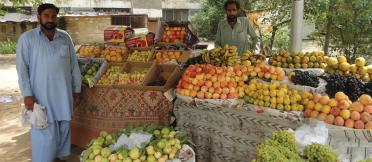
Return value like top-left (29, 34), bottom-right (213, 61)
top-left (64, 16), bottom-right (111, 44)
top-left (0, 22), bottom-right (37, 42)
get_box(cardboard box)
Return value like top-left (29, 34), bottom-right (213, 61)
top-left (143, 64), bottom-right (182, 92)
top-left (104, 26), bottom-right (135, 46)
top-left (128, 47), bottom-right (154, 62)
top-left (114, 61), bottom-right (156, 89)
top-left (125, 33), bottom-right (155, 48)
top-left (152, 50), bottom-right (191, 64)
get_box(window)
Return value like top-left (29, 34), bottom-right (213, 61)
top-left (111, 15), bottom-right (147, 28)
top-left (161, 9), bottom-right (189, 21)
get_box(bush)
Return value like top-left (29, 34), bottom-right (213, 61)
top-left (0, 39), bottom-right (17, 54)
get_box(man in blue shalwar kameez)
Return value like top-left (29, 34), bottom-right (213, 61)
top-left (16, 3), bottom-right (81, 162)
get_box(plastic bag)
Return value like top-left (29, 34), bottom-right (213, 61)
top-left (110, 132), bottom-right (153, 150)
top-left (20, 103), bottom-right (48, 129)
top-left (294, 121), bottom-right (328, 150)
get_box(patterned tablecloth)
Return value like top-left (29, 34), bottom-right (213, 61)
top-left (174, 99), bottom-right (303, 162)
top-left (71, 87), bottom-right (173, 147)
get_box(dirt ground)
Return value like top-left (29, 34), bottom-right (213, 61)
top-left (0, 55), bottom-right (80, 162)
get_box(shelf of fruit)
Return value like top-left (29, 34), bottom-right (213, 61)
top-left (80, 125), bottom-right (192, 162)
top-left (304, 92), bottom-right (372, 129)
top-left (78, 45), bottom-right (103, 58)
top-left (160, 27), bottom-right (187, 44)
top-left (127, 50), bottom-right (153, 62)
top-left (242, 79), bottom-right (312, 111)
top-left (325, 56), bottom-right (372, 82)
top-left (99, 47), bottom-right (128, 62)
top-left (269, 50), bottom-right (327, 69)
top-left (97, 65), bottom-right (148, 86)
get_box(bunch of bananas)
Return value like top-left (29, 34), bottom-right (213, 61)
top-left (202, 44), bottom-right (241, 66)
top-left (241, 50), bottom-right (265, 65)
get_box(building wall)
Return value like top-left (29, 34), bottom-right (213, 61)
top-left (64, 16), bottom-right (111, 44)
top-left (0, 22), bottom-right (37, 42)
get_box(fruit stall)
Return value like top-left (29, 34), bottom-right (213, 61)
top-left (72, 21), bottom-right (372, 162)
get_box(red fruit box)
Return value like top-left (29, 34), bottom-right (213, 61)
top-left (104, 26), bottom-right (135, 46)
top-left (125, 33), bottom-right (155, 48)
top-left (156, 21), bottom-right (199, 47)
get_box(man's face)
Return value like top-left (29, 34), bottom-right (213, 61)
top-left (226, 4), bottom-right (238, 17)
top-left (38, 8), bottom-right (58, 30)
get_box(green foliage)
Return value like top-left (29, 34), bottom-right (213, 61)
top-left (262, 27), bottom-right (290, 50)
top-left (304, 143), bottom-right (338, 162)
top-left (0, 39), bottom-right (17, 54)
top-left (307, 0), bottom-right (372, 61)
top-left (191, 0), bottom-right (225, 40)
top-left (358, 158), bottom-right (372, 162)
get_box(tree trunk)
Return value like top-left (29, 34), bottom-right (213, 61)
top-left (323, 0), bottom-right (334, 55)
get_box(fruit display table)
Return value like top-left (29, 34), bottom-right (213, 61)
top-left (71, 87), bottom-right (173, 147)
top-left (173, 99), bottom-right (303, 162)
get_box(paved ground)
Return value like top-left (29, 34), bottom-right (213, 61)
top-left (0, 55), bottom-right (80, 162)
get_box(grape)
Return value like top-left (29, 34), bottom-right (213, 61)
top-left (290, 70), bottom-right (320, 87)
top-left (321, 74), bottom-right (366, 101)
top-left (304, 143), bottom-right (337, 162)
top-left (253, 131), bottom-right (303, 162)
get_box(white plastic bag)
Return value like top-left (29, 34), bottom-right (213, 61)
top-left (110, 132), bottom-right (153, 150)
top-left (294, 121), bottom-right (328, 150)
top-left (20, 103), bottom-right (48, 129)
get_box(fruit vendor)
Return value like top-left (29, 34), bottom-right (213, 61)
top-left (16, 3), bottom-right (81, 162)
top-left (215, 0), bottom-right (259, 55)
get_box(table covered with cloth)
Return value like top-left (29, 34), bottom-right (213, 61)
top-left (174, 99), bottom-right (303, 162)
top-left (71, 87), bottom-right (173, 147)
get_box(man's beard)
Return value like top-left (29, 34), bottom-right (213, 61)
top-left (41, 22), bottom-right (57, 31)
top-left (227, 15), bottom-right (237, 23)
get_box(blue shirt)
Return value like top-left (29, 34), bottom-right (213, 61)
top-left (16, 27), bottom-right (81, 121)
top-left (215, 17), bottom-right (258, 55)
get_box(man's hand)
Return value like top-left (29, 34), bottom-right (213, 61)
top-left (73, 93), bottom-right (81, 107)
top-left (24, 96), bottom-right (36, 111)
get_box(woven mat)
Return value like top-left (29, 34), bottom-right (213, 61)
top-left (174, 99), bottom-right (302, 162)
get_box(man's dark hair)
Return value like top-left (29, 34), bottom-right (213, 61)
top-left (37, 3), bottom-right (60, 15)
top-left (224, 0), bottom-right (240, 10)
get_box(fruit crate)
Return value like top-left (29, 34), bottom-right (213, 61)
top-left (119, 61), bottom-right (156, 89)
top-left (95, 61), bottom-right (156, 89)
top-left (76, 44), bottom-right (104, 58)
top-left (99, 45), bottom-right (129, 63)
top-left (155, 21), bottom-right (199, 47)
top-left (78, 58), bottom-right (108, 87)
top-left (127, 47), bottom-right (155, 62)
top-left (152, 50), bottom-right (191, 64)
top-left (143, 64), bottom-right (182, 92)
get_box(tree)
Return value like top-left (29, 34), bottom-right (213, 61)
top-left (308, 0), bottom-right (372, 61)
top-left (0, 0), bottom-right (42, 16)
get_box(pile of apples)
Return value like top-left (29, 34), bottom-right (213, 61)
top-left (304, 92), bottom-right (372, 129)
top-left (243, 79), bottom-right (312, 111)
top-left (97, 66), bottom-right (148, 86)
top-left (242, 61), bottom-right (286, 81)
top-left (154, 51), bottom-right (182, 64)
top-left (176, 64), bottom-right (249, 99)
top-left (325, 56), bottom-right (372, 81)
top-left (79, 45), bottom-right (103, 58)
top-left (161, 27), bottom-right (187, 43)
top-left (99, 47), bottom-right (128, 62)
top-left (127, 50), bottom-right (152, 62)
